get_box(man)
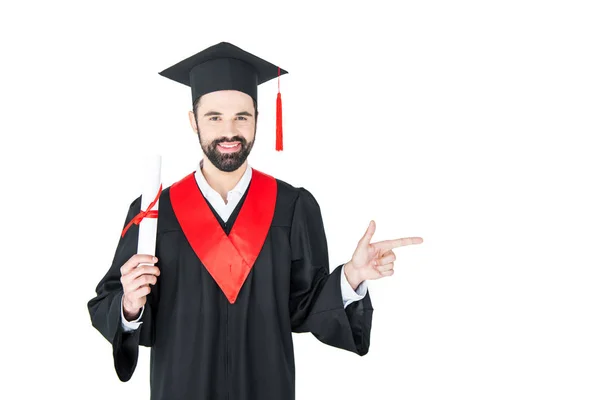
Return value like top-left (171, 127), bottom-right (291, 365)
top-left (88, 41), bottom-right (423, 400)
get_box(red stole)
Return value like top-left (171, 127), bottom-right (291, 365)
top-left (170, 168), bottom-right (277, 304)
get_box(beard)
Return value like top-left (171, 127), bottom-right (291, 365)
top-left (199, 130), bottom-right (255, 173)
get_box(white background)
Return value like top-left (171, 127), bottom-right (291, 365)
top-left (1, 0), bottom-right (599, 399)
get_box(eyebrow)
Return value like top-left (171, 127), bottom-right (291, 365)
top-left (203, 111), bottom-right (254, 117)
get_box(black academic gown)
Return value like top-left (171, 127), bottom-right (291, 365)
top-left (87, 173), bottom-right (374, 400)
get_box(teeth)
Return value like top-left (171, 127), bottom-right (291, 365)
top-left (220, 143), bottom-right (238, 148)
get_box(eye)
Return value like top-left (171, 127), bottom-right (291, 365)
top-left (209, 116), bottom-right (220, 121)
top-left (236, 116), bottom-right (248, 121)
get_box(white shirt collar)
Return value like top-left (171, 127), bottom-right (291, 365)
top-left (194, 159), bottom-right (252, 201)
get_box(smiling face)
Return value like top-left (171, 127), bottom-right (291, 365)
top-left (189, 90), bottom-right (258, 173)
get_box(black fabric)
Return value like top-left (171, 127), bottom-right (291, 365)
top-left (158, 41), bottom-right (288, 104)
top-left (88, 178), bottom-right (374, 400)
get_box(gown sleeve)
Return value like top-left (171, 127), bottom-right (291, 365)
top-left (87, 195), bottom-right (159, 381)
top-left (288, 188), bottom-right (374, 356)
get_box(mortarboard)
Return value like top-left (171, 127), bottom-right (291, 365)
top-left (158, 42), bottom-right (288, 151)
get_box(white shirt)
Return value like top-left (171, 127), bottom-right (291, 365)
top-left (121, 160), bottom-right (368, 331)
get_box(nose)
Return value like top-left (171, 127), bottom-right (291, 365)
top-left (222, 119), bottom-right (239, 137)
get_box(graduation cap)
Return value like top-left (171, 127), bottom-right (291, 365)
top-left (158, 42), bottom-right (288, 151)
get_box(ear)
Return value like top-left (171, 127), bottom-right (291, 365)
top-left (188, 110), bottom-right (198, 134)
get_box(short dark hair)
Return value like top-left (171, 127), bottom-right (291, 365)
top-left (192, 95), bottom-right (258, 123)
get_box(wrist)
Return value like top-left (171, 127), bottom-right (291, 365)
top-left (124, 307), bottom-right (141, 322)
top-left (344, 261), bottom-right (363, 291)
top-left (122, 298), bottom-right (141, 321)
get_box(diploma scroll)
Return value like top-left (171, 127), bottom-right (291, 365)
top-left (137, 154), bottom-right (162, 266)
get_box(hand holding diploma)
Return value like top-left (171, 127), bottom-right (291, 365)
top-left (120, 254), bottom-right (161, 320)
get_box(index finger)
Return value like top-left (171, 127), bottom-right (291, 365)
top-left (373, 237), bottom-right (423, 252)
top-left (120, 254), bottom-right (157, 275)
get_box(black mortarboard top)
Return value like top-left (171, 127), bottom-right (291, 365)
top-left (158, 42), bottom-right (288, 150)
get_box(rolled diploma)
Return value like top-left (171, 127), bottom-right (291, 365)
top-left (138, 154), bottom-right (161, 263)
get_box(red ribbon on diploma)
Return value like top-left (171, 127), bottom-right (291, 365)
top-left (121, 184), bottom-right (162, 238)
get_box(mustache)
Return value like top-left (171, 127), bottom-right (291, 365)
top-left (213, 136), bottom-right (247, 145)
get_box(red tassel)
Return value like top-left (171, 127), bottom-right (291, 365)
top-left (275, 67), bottom-right (283, 151)
top-left (276, 93), bottom-right (283, 151)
